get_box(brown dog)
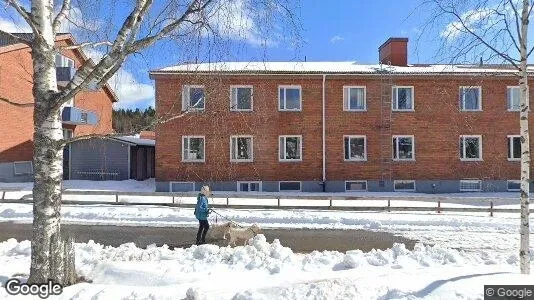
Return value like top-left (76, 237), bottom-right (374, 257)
top-left (208, 221), bottom-right (234, 240)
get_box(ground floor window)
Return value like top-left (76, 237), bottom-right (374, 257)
top-left (279, 181), bottom-right (301, 191)
top-left (507, 180), bottom-right (521, 192)
top-left (238, 181), bottom-right (262, 192)
top-left (345, 181), bottom-right (367, 191)
top-left (13, 161), bottom-right (33, 175)
top-left (279, 136), bottom-right (302, 161)
top-left (460, 135), bottom-right (482, 161)
top-left (507, 135), bottom-right (521, 160)
top-left (231, 136), bottom-right (253, 162)
top-left (182, 136), bottom-right (205, 162)
top-left (460, 180), bottom-right (482, 192)
top-left (344, 136), bottom-right (366, 161)
top-left (170, 181), bottom-right (195, 192)
top-left (394, 180), bottom-right (415, 191)
top-left (392, 135), bottom-right (414, 160)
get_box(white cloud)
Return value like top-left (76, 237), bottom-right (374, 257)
top-left (330, 35), bottom-right (344, 44)
top-left (0, 15), bottom-right (31, 32)
top-left (84, 48), bottom-right (154, 109)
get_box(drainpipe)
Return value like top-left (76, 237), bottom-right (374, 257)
top-left (322, 74), bottom-right (326, 192)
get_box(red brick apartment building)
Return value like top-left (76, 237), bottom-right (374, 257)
top-left (150, 38), bottom-right (533, 193)
top-left (0, 31), bottom-right (117, 182)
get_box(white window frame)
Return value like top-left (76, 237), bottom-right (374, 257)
top-left (507, 180), bottom-right (521, 192)
top-left (237, 181), bottom-right (262, 192)
top-left (169, 181), bottom-right (195, 192)
top-left (230, 85), bottom-right (253, 111)
top-left (278, 85), bottom-right (302, 111)
top-left (459, 86), bottom-right (482, 111)
top-left (507, 135), bottom-right (521, 161)
top-left (62, 128), bottom-right (73, 139)
top-left (459, 179), bottom-right (482, 192)
top-left (230, 135), bottom-right (254, 162)
top-left (392, 86), bottom-right (414, 111)
top-left (393, 180), bottom-right (416, 192)
top-left (343, 135), bottom-right (367, 161)
top-left (392, 135), bottom-right (415, 161)
top-left (459, 135), bottom-right (483, 161)
top-left (343, 86), bottom-right (366, 111)
top-left (507, 86), bottom-right (521, 111)
top-left (182, 85), bottom-right (205, 111)
top-left (344, 180), bottom-right (368, 192)
top-left (279, 135), bottom-right (303, 162)
top-left (13, 161), bottom-right (33, 175)
top-left (182, 136), bottom-right (205, 162)
top-left (278, 181), bottom-right (302, 192)
top-left (55, 53), bottom-right (74, 68)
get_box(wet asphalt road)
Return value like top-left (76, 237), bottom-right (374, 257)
top-left (0, 222), bottom-right (416, 253)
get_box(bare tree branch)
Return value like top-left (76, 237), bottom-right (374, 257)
top-left (59, 41), bottom-right (113, 50)
top-left (52, 0), bottom-right (71, 33)
top-left (3, 0), bottom-right (39, 34)
top-left (0, 96), bottom-right (33, 107)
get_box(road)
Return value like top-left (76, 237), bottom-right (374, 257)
top-left (0, 222), bottom-right (416, 253)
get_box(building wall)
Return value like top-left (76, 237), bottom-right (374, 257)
top-left (154, 73), bottom-right (534, 192)
top-left (69, 139), bottom-right (130, 180)
top-left (0, 38), bottom-right (114, 181)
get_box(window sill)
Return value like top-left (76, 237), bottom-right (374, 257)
top-left (230, 109), bottom-right (253, 112)
top-left (392, 158), bottom-right (416, 162)
top-left (279, 159), bottom-right (302, 162)
top-left (460, 159), bottom-right (483, 162)
top-left (230, 159), bottom-right (254, 163)
top-left (507, 158), bottom-right (521, 162)
top-left (344, 159), bottom-right (367, 162)
top-left (344, 109), bottom-right (367, 112)
top-left (392, 109), bottom-right (415, 112)
top-left (279, 109), bottom-right (302, 112)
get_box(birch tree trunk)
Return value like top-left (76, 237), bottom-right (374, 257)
top-left (28, 0), bottom-right (66, 284)
top-left (519, 0), bottom-right (531, 275)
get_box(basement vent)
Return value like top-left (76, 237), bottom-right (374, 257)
top-left (507, 180), bottom-right (521, 192)
top-left (460, 180), bottom-right (482, 192)
top-left (345, 181), bottom-right (367, 191)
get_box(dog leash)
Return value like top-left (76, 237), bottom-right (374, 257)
top-left (209, 208), bottom-right (245, 228)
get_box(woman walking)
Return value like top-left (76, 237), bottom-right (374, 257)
top-left (195, 185), bottom-right (211, 245)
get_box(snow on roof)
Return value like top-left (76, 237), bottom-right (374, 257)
top-left (151, 61), bottom-right (531, 75)
top-left (114, 136), bottom-right (155, 146)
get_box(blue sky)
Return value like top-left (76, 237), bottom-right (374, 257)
top-left (0, 1), bottom-right (503, 109)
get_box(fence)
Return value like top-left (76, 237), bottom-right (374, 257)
top-left (1, 189), bottom-right (532, 216)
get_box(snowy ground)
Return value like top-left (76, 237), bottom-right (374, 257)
top-left (1, 180), bottom-right (533, 299)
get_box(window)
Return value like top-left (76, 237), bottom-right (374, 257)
top-left (392, 86), bottom-right (414, 111)
top-left (460, 135), bottom-right (482, 161)
top-left (507, 180), bottom-right (521, 192)
top-left (344, 135), bottom-right (366, 161)
top-left (182, 136), bottom-right (205, 162)
top-left (279, 135), bottom-right (302, 161)
top-left (507, 86), bottom-right (520, 111)
top-left (508, 135), bottom-right (521, 161)
top-left (55, 54), bottom-right (74, 68)
top-left (80, 112), bottom-right (88, 123)
top-left (62, 129), bottom-right (73, 139)
top-left (460, 180), bottom-right (482, 192)
top-left (13, 161), bottom-right (33, 175)
top-left (182, 85), bottom-right (205, 111)
top-left (394, 180), bottom-right (415, 191)
top-left (230, 136), bottom-right (253, 162)
top-left (460, 86), bottom-right (482, 111)
top-left (392, 135), bottom-right (415, 160)
top-left (238, 181), bottom-right (262, 192)
top-left (345, 181), bottom-right (367, 191)
top-left (279, 85), bottom-right (301, 111)
top-left (170, 181), bottom-right (195, 192)
top-left (279, 181), bottom-right (301, 191)
top-left (230, 86), bottom-right (253, 111)
top-left (343, 86), bottom-right (366, 111)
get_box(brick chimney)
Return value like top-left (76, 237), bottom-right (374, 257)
top-left (378, 37), bottom-right (408, 66)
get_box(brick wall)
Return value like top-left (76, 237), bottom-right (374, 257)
top-left (154, 73), bottom-right (533, 183)
top-left (0, 41), bottom-right (114, 163)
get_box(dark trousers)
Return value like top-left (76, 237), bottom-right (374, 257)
top-left (196, 219), bottom-right (209, 244)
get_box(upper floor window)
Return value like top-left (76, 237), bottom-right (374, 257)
top-left (392, 135), bottom-right (415, 160)
top-left (230, 136), bottom-right (253, 162)
top-left (182, 85), bottom-right (205, 111)
top-left (279, 135), bottom-right (302, 161)
top-left (230, 86), bottom-right (253, 111)
top-left (392, 86), bottom-right (414, 111)
top-left (343, 86), bottom-right (366, 111)
top-left (460, 86), bottom-right (482, 111)
top-left (508, 135), bottom-right (521, 161)
top-left (507, 86), bottom-right (520, 111)
top-left (344, 135), bottom-right (367, 161)
top-left (62, 129), bottom-right (73, 139)
top-left (182, 136), bottom-right (205, 162)
top-left (279, 85), bottom-right (301, 111)
top-left (55, 54), bottom-right (74, 68)
top-left (460, 135), bottom-right (482, 161)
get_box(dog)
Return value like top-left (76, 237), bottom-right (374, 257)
top-left (207, 221), bottom-right (234, 240)
top-left (227, 224), bottom-right (261, 246)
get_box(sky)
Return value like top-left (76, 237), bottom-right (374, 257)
top-left (0, 0), bottom-right (518, 110)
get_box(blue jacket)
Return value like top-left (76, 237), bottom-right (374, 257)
top-left (194, 193), bottom-right (209, 220)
